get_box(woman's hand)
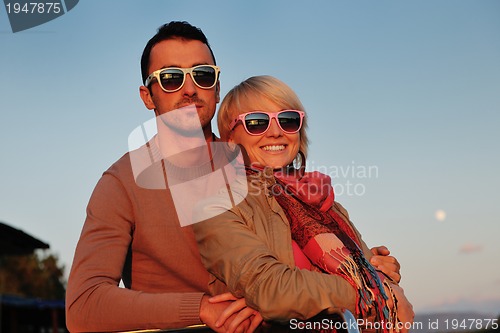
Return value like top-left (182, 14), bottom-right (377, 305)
top-left (370, 246), bottom-right (401, 283)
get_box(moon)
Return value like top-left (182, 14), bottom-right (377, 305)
top-left (435, 209), bottom-right (446, 222)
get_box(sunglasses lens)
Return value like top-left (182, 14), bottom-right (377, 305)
top-left (244, 113), bottom-right (270, 134)
top-left (192, 66), bottom-right (217, 88)
top-left (159, 69), bottom-right (184, 91)
top-left (278, 111), bottom-right (302, 133)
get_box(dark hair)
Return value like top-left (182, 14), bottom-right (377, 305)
top-left (140, 21), bottom-right (216, 84)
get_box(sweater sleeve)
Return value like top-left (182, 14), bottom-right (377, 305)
top-left (65, 171), bottom-right (203, 332)
top-left (193, 198), bottom-right (357, 322)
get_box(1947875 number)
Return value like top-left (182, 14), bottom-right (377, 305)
top-left (444, 318), bottom-right (498, 330)
top-left (5, 2), bottom-right (61, 14)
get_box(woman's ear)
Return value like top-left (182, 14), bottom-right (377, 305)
top-left (139, 86), bottom-right (156, 110)
top-left (227, 131), bottom-right (235, 144)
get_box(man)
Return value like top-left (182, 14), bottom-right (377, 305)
top-left (66, 21), bottom-right (401, 333)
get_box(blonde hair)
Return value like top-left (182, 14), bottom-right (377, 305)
top-left (217, 75), bottom-right (309, 157)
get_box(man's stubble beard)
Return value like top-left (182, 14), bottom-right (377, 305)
top-left (158, 102), bottom-right (215, 138)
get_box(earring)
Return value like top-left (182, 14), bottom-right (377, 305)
top-left (289, 151), bottom-right (305, 179)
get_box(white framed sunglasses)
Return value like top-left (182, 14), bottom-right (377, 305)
top-left (145, 65), bottom-right (220, 92)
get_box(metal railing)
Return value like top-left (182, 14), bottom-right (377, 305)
top-left (121, 309), bottom-right (360, 333)
top-left (122, 325), bottom-right (211, 333)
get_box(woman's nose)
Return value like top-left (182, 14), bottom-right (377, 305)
top-left (266, 119), bottom-right (282, 137)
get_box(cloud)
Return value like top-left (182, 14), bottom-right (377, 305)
top-left (459, 243), bottom-right (483, 254)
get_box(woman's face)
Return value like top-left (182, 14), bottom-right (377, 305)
top-left (229, 99), bottom-right (300, 169)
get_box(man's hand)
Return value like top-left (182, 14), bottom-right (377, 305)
top-left (385, 283), bottom-right (414, 333)
top-left (210, 293), bottom-right (263, 333)
top-left (370, 246), bottom-right (401, 283)
top-left (200, 293), bottom-right (262, 333)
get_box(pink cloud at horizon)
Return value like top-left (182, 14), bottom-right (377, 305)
top-left (459, 243), bottom-right (483, 254)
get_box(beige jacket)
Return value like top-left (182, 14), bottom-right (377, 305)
top-left (193, 168), bottom-right (374, 322)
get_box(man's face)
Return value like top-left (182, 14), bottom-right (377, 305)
top-left (140, 38), bottom-right (219, 135)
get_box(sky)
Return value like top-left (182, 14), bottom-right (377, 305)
top-left (1, 0), bottom-right (499, 316)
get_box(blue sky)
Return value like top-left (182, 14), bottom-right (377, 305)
top-left (1, 1), bottom-right (499, 315)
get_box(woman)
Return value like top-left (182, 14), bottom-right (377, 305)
top-left (193, 76), bottom-right (413, 332)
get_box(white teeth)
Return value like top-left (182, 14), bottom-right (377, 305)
top-left (262, 145), bottom-right (285, 151)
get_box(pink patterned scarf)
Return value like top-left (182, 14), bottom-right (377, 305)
top-left (263, 169), bottom-right (396, 332)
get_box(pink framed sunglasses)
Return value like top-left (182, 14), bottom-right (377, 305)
top-left (229, 110), bottom-right (304, 135)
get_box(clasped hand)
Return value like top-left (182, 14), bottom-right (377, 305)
top-left (200, 293), bottom-right (262, 333)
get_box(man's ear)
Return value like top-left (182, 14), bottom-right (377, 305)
top-left (215, 81), bottom-right (220, 103)
top-left (139, 86), bottom-right (156, 110)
